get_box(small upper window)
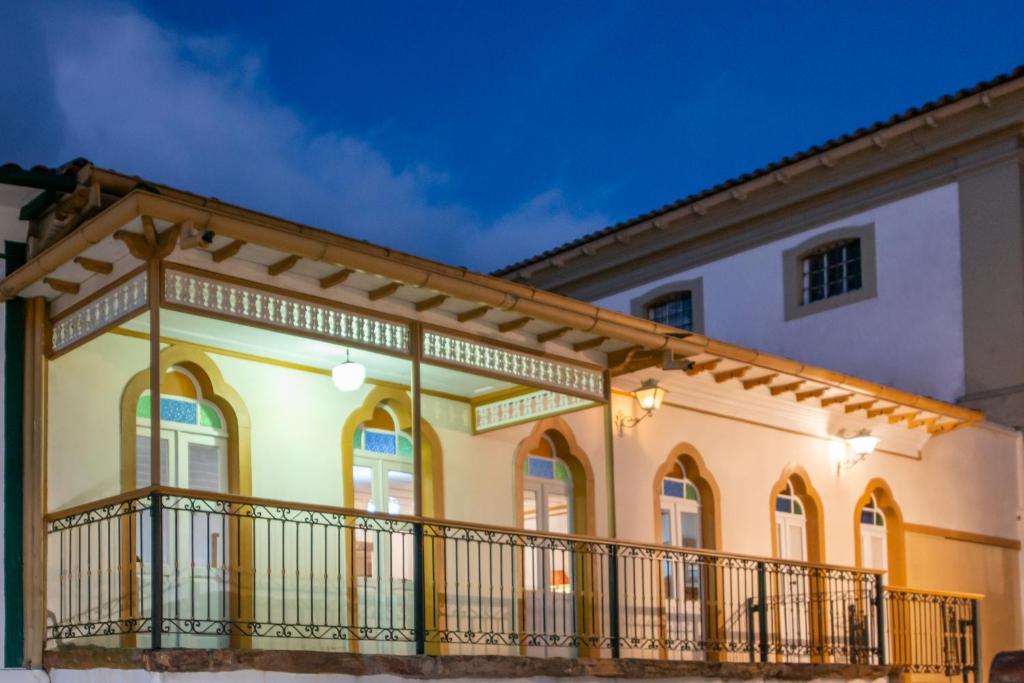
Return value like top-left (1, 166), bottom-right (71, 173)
top-left (801, 239), bottom-right (861, 305)
top-left (646, 292), bottom-right (694, 330)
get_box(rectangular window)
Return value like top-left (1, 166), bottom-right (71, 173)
top-left (801, 239), bottom-right (861, 304)
top-left (647, 292), bottom-right (693, 330)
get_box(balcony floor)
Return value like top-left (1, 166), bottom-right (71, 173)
top-left (44, 646), bottom-right (898, 681)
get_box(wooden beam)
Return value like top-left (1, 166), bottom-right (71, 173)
top-left (268, 254), bottom-right (301, 277)
top-left (320, 268), bottom-right (354, 289)
top-left (140, 215), bottom-right (158, 245)
top-left (769, 380), bottom-right (804, 396)
top-left (153, 223), bottom-right (182, 260)
top-left (795, 387), bottom-right (827, 402)
top-left (73, 256), bottom-right (113, 275)
top-left (888, 411), bottom-right (920, 425)
top-left (415, 294), bottom-right (448, 312)
top-left (845, 400), bottom-right (877, 414)
top-left (114, 230), bottom-right (153, 260)
top-left (741, 373), bottom-right (777, 390)
top-left (573, 336), bottom-right (607, 352)
top-left (686, 359), bottom-right (721, 376)
top-left (368, 282), bottom-right (401, 301)
top-left (212, 239), bottom-right (245, 263)
top-left (713, 365), bottom-right (750, 383)
top-left (498, 317), bottom-right (532, 333)
top-left (866, 405), bottom-right (897, 419)
top-left (457, 306), bottom-right (491, 323)
top-left (43, 277), bottom-right (80, 295)
top-left (928, 421), bottom-right (960, 435)
top-left (537, 326), bottom-right (570, 343)
top-left (820, 394), bottom-right (853, 407)
top-left (908, 415), bottom-right (938, 430)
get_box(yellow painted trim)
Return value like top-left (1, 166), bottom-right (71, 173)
top-left (904, 523), bottom-right (1021, 550)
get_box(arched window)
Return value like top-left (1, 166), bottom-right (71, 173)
top-left (859, 495), bottom-right (887, 575)
top-left (782, 224), bottom-right (877, 321)
top-left (647, 292), bottom-right (693, 330)
top-left (774, 482), bottom-right (807, 562)
top-left (352, 405), bottom-right (414, 515)
top-left (659, 462), bottom-right (703, 603)
top-left (135, 367), bottom-right (228, 492)
top-left (630, 278), bottom-right (705, 333)
top-left (522, 435), bottom-right (574, 593)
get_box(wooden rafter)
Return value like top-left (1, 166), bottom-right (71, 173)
top-left (908, 415), bottom-right (938, 430)
top-left (888, 411), bottom-right (920, 425)
top-left (820, 394), bottom-right (853, 408)
top-left (795, 387), bottom-right (827, 402)
top-left (43, 277), bottom-right (80, 295)
top-left (741, 373), bottom-right (777, 390)
top-left (573, 336), bottom-right (607, 352)
top-left (415, 294), bottom-right (448, 312)
top-left (212, 239), bottom-right (246, 263)
top-left (845, 400), bottom-right (877, 414)
top-left (114, 230), bottom-right (152, 260)
top-left (320, 268), bottom-right (353, 289)
top-left (498, 317), bottom-right (532, 333)
top-left (928, 421), bottom-right (960, 435)
top-left (686, 359), bottom-right (721, 376)
top-left (368, 282), bottom-right (401, 301)
top-left (537, 327), bottom-right (570, 343)
top-left (73, 256), bottom-right (113, 275)
top-left (457, 306), bottom-right (491, 323)
top-left (769, 380), bottom-right (804, 396)
top-left (153, 223), bottom-right (181, 260)
top-left (866, 405), bottom-right (897, 419)
top-left (268, 255), bottom-right (301, 276)
top-left (713, 366), bottom-right (749, 383)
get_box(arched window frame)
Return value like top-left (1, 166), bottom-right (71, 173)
top-left (783, 224), bottom-right (877, 321)
top-left (630, 277), bottom-right (705, 333)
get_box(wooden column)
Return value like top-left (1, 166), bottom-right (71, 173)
top-left (148, 259), bottom-right (162, 485)
top-left (22, 297), bottom-right (47, 665)
top-left (410, 322), bottom-right (423, 517)
top-left (602, 371), bottom-right (617, 539)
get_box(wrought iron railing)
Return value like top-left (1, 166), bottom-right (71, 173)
top-left (44, 488), bottom-right (980, 678)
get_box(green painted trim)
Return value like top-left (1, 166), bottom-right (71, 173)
top-left (3, 241), bottom-right (26, 667)
top-left (0, 167), bottom-right (75, 194)
top-left (18, 190), bottom-right (56, 222)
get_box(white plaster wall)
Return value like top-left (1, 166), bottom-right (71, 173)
top-left (594, 184), bottom-right (966, 403)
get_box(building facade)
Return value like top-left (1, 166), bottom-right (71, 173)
top-left (0, 96), bottom-right (1021, 683)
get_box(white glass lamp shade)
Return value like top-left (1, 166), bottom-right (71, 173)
top-left (332, 359), bottom-right (366, 391)
top-left (847, 429), bottom-right (881, 456)
top-left (633, 379), bottom-right (666, 412)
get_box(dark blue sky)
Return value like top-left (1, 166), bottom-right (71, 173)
top-left (3, 2), bottom-right (1023, 270)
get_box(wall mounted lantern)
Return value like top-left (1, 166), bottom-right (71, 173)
top-left (614, 379), bottom-right (666, 436)
top-left (332, 349), bottom-right (366, 391)
top-left (836, 428), bottom-right (880, 473)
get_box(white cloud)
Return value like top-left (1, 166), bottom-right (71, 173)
top-left (33, 2), bottom-right (603, 271)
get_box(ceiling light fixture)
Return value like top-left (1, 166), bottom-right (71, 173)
top-left (332, 349), bottom-right (366, 392)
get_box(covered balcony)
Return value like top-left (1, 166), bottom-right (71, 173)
top-left (4, 182), bottom-right (989, 680)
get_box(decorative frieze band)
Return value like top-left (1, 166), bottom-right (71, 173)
top-left (51, 271), bottom-right (148, 353)
top-left (164, 269), bottom-right (410, 354)
top-left (474, 389), bottom-right (594, 433)
top-left (423, 330), bottom-right (604, 400)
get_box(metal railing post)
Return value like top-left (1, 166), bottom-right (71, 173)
top-left (757, 561), bottom-right (769, 663)
top-left (149, 491), bottom-right (162, 650)
top-left (413, 522), bottom-right (426, 655)
top-left (971, 598), bottom-right (982, 683)
top-left (874, 573), bottom-right (886, 665)
top-left (608, 544), bottom-right (620, 658)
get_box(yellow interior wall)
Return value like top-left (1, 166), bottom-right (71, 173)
top-left (905, 531), bottom-right (1022, 680)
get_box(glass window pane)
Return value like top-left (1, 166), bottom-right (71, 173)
top-left (860, 509), bottom-right (875, 525)
top-left (522, 489), bottom-right (538, 531)
top-left (136, 435), bottom-right (170, 488)
top-left (187, 442), bottom-right (222, 492)
top-left (786, 524), bottom-right (806, 562)
top-left (527, 456), bottom-right (555, 479)
top-left (386, 470), bottom-right (414, 515)
top-left (775, 497), bottom-right (791, 514)
top-left (546, 492), bottom-right (571, 535)
top-left (680, 511), bottom-right (701, 548)
top-left (685, 482), bottom-right (699, 501)
top-left (353, 465), bottom-right (374, 512)
top-left (661, 510), bottom-right (672, 545)
top-left (364, 430), bottom-right (397, 454)
top-left (793, 500), bottom-right (803, 515)
top-left (662, 479), bottom-right (686, 498)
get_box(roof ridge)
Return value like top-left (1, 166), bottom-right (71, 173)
top-left (492, 64), bottom-right (1024, 276)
